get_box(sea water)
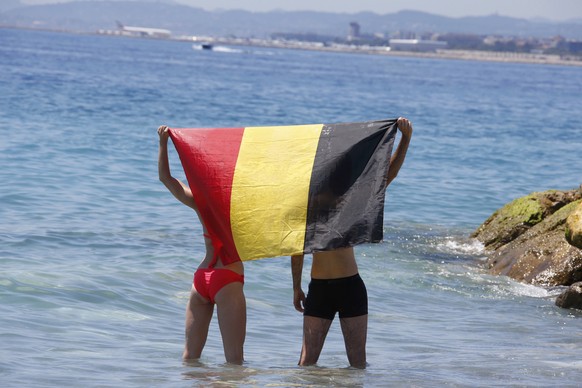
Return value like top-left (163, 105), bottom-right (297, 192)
top-left (1, 28), bottom-right (581, 387)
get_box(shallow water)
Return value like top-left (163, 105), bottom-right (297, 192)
top-left (1, 28), bottom-right (581, 387)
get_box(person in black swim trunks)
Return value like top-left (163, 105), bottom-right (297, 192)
top-left (291, 117), bottom-right (412, 369)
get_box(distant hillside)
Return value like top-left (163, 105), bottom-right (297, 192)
top-left (0, 0), bottom-right (22, 12)
top-left (2, 1), bottom-right (582, 39)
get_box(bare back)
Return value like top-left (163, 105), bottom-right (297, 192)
top-left (198, 234), bottom-right (244, 274)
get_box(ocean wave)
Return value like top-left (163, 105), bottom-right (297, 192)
top-left (435, 236), bottom-right (485, 256)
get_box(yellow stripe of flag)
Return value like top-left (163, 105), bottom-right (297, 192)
top-left (230, 124), bottom-right (323, 260)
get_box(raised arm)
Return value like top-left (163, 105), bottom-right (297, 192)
top-left (385, 117), bottom-right (413, 188)
top-left (157, 125), bottom-right (197, 210)
top-left (291, 255), bottom-right (306, 313)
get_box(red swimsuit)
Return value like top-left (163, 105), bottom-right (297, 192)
top-left (194, 268), bottom-right (244, 303)
top-left (193, 234), bottom-right (244, 303)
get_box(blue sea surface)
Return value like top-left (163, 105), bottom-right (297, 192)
top-left (1, 28), bottom-right (582, 387)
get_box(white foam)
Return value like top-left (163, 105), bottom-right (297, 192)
top-left (57, 307), bottom-right (150, 321)
top-left (436, 237), bottom-right (485, 256)
top-left (508, 281), bottom-right (553, 298)
top-left (544, 360), bottom-right (582, 369)
top-left (212, 46), bottom-right (243, 53)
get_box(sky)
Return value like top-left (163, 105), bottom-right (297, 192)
top-left (20, 0), bottom-right (582, 21)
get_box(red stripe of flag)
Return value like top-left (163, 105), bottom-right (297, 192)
top-left (169, 127), bottom-right (245, 264)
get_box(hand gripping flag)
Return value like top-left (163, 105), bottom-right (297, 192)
top-left (169, 119), bottom-right (398, 262)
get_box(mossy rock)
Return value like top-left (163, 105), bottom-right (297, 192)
top-left (485, 200), bottom-right (582, 286)
top-left (565, 202), bottom-right (582, 249)
top-left (472, 189), bottom-right (582, 251)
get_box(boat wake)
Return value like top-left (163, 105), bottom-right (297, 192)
top-left (192, 44), bottom-right (243, 54)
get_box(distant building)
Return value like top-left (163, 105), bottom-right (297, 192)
top-left (348, 22), bottom-right (360, 42)
top-left (389, 39), bottom-right (447, 52)
top-left (567, 40), bottom-right (582, 54)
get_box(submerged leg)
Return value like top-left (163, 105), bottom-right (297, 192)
top-left (183, 286), bottom-right (214, 360)
top-left (339, 315), bottom-right (368, 368)
top-left (214, 282), bottom-right (246, 364)
top-left (299, 316), bottom-right (333, 366)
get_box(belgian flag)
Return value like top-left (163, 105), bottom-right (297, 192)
top-left (169, 119), bottom-right (397, 262)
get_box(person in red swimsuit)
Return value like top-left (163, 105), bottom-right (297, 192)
top-left (158, 125), bottom-right (246, 364)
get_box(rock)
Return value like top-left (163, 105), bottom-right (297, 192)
top-left (472, 189), bottom-right (582, 251)
top-left (565, 202), bottom-right (582, 249)
top-left (555, 282), bottom-right (582, 310)
top-left (485, 200), bottom-right (582, 286)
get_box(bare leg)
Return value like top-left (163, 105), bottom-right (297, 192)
top-left (299, 316), bottom-right (333, 366)
top-left (339, 315), bottom-right (368, 368)
top-left (183, 286), bottom-right (214, 360)
top-left (214, 282), bottom-right (246, 364)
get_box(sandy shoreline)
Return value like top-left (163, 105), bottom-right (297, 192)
top-left (4, 25), bottom-right (581, 67)
top-left (202, 36), bottom-right (582, 67)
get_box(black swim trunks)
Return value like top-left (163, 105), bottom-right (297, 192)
top-left (304, 273), bottom-right (368, 320)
